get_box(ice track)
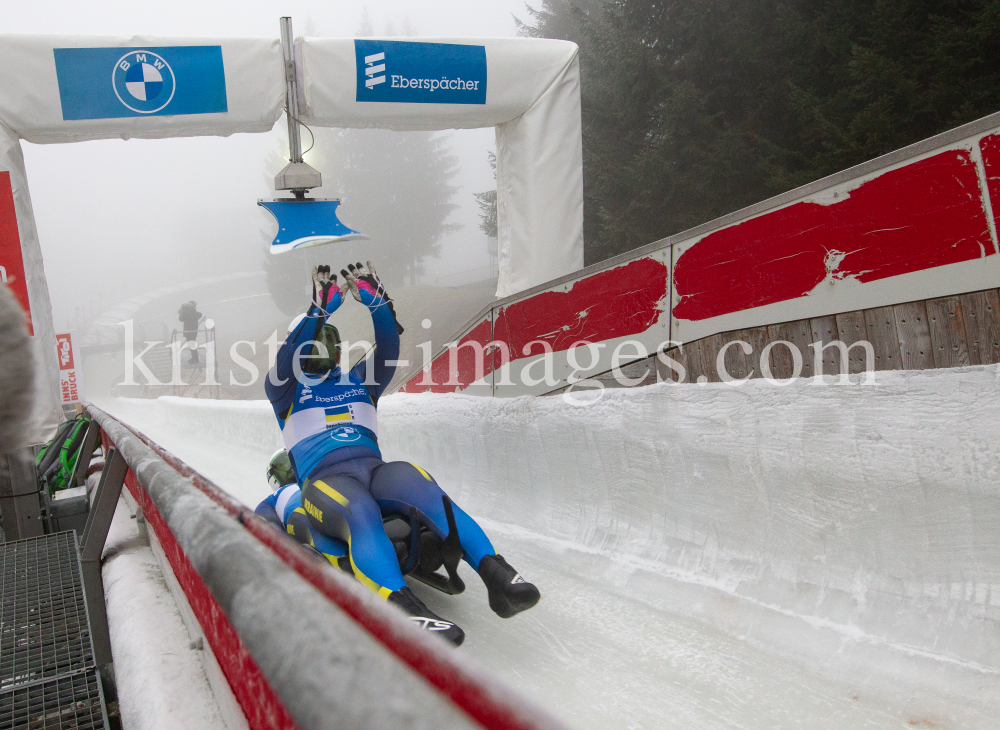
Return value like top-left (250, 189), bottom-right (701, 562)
top-left (102, 366), bottom-right (1000, 729)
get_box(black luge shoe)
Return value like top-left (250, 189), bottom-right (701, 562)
top-left (479, 554), bottom-right (540, 618)
top-left (387, 587), bottom-right (465, 646)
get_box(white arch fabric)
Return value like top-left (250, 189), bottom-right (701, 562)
top-left (0, 34), bottom-right (583, 436)
top-left (298, 37), bottom-right (585, 298)
top-left (0, 36), bottom-right (285, 143)
top-left (0, 123), bottom-right (62, 439)
top-left (0, 35), bottom-right (284, 438)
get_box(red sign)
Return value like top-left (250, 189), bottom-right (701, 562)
top-left (60, 369), bottom-right (80, 405)
top-left (0, 171), bottom-right (32, 335)
top-left (56, 333), bottom-right (75, 370)
top-left (56, 332), bottom-right (82, 405)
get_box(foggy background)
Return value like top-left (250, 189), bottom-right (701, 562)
top-left (10, 0), bottom-right (531, 398)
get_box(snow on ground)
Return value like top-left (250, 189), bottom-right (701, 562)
top-left (100, 365), bottom-right (1000, 729)
top-left (102, 494), bottom-right (228, 730)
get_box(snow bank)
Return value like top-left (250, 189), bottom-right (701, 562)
top-left (105, 397), bottom-right (281, 456)
top-left (104, 365), bottom-right (1000, 672)
top-left (102, 495), bottom-right (229, 730)
top-left (381, 367), bottom-right (1000, 671)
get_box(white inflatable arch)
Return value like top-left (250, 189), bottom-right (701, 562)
top-left (0, 34), bottom-right (584, 437)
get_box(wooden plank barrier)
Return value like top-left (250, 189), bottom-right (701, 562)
top-left (660, 288), bottom-right (1000, 383)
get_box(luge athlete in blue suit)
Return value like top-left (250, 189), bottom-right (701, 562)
top-left (263, 262), bottom-right (539, 645)
top-left (256, 449), bottom-right (351, 565)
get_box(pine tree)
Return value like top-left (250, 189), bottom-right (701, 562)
top-left (523, 0), bottom-right (1000, 264)
top-left (357, 8), bottom-right (374, 37)
top-left (308, 128), bottom-right (460, 285)
top-left (473, 152), bottom-right (498, 239)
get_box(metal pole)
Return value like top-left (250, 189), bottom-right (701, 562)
top-left (280, 16), bottom-right (302, 163)
top-left (272, 15), bottom-right (322, 196)
top-left (79, 447), bottom-right (128, 668)
top-left (70, 420), bottom-right (100, 488)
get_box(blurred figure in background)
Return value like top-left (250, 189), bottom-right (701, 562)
top-left (177, 300), bottom-right (202, 365)
top-left (0, 282), bottom-right (34, 453)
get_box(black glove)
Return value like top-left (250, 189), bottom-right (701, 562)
top-left (339, 266), bottom-right (360, 302)
top-left (311, 265), bottom-right (337, 311)
top-left (343, 262), bottom-right (404, 335)
top-left (350, 261), bottom-right (380, 291)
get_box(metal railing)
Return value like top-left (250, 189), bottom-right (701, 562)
top-left (169, 325), bottom-right (220, 399)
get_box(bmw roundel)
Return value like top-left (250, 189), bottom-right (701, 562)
top-left (329, 426), bottom-right (361, 443)
top-left (112, 51), bottom-right (175, 113)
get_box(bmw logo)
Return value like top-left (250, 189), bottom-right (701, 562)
top-left (330, 426), bottom-right (361, 443)
top-left (112, 50), bottom-right (175, 114)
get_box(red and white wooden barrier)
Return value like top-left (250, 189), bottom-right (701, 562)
top-left (399, 110), bottom-right (1000, 396)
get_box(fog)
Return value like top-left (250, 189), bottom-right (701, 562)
top-left (12, 0), bottom-right (528, 349)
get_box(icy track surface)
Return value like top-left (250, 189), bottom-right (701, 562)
top-left (101, 365), bottom-right (1000, 730)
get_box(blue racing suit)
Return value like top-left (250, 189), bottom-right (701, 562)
top-left (264, 279), bottom-right (495, 598)
top-left (265, 283), bottom-right (389, 482)
top-left (255, 483), bottom-right (348, 563)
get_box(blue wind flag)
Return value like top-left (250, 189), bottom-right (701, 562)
top-left (258, 199), bottom-right (369, 254)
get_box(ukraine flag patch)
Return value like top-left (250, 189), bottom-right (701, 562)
top-left (325, 405), bottom-right (353, 425)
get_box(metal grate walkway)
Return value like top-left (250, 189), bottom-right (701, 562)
top-left (0, 533), bottom-right (109, 729)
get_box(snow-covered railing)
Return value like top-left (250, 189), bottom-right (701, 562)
top-left (87, 404), bottom-right (567, 730)
top-left (398, 109), bottom-right (1000, 396)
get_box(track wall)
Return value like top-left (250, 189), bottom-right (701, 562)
top-left (398, 110), bottom-right (1000, 397)
top-left (102, 362), bottom-right (1000, 675)
top-left (390, 370), bottom-right (1000, 672)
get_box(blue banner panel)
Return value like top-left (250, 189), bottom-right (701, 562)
top-left (53, 46), bottom-right (228, 120)
top-left (354, 40), bottom-right (486, 105)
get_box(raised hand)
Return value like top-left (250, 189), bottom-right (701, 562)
top-left (344, 261), bottom-right (403, 335)
top-left (311, 265), bottom-right (337, 309)
top-left (339, 266), bottom-right (361, 302)
top-left (367, 262), bottom-right (403, 334)
top-left (349, 262), bottom-right (380, 291)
